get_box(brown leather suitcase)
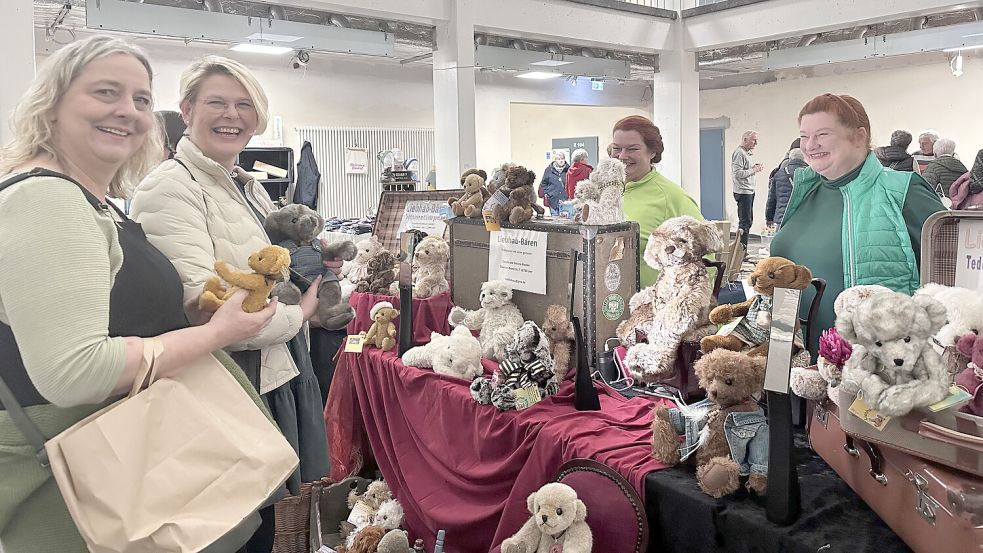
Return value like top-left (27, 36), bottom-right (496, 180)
top-left (809, 401), bottom-right (983, 553)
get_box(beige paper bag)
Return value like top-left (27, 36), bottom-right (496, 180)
top-left (45, 352), bottom-right (299, 553)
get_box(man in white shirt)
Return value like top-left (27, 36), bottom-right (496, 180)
top-left (731, 130), bottom-right (763, 248)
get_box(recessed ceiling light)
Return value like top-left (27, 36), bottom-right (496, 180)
top-left (230, 43), bottom-right (293, 55)
top-left (530, 60), bottom-right (573, 67)
top-left (516, 71), bottom-right (564, 79)
top-left (245, 32), bottom-right (303, 43)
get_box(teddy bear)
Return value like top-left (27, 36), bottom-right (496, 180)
top-left (789, 285), bottom-right (889, 406)
top-left (471, 321), bottom-right (558, 411)
top-left (953, 332), bottom-right (983, 416)
top-left (574, 158), bottom-right (626, 225)
top-left (344, 498), bottom-right (405, 550)
top-left (700, 256), bottom-right (813, 357)
top-left (401, 325), bottom-right (483, 381)
top-left (449, 172), bottom-right (490, 218)
top-left (263, 203), bottom-right (359, 329)
top-left (346, 480), bottom-right (392, 522)
top-left (493, 166), bottom-right (545, 225)
top-left (356, 249), bottom-right (398, 296)
top-left (651, 349), bottom-right (769, 498)
top-left (342, 236), bottom-right (384, 301)
top-left (916, 284), bottom-right (983, 349)
top-left (837, 290), bottom-right (950, 416)
top-left (335, 525), bottom-right (385, 553)
top-left (362, 302), bottom-right (399, 352)
top-left (388, 235), bottom-right (450, 298)
top-left (486, 163), bottom-right (515, 196)
top-left (376, 530), bottom-right (409, 553)
top-left (200, 245), bottom-right (291, 313)
top-left (448, 280), bottom-right (524, 362)
top-left (617, 216), bottom-right (723, 382)
top-left (542, 304), bottom-right (575, 381)
top-left (500, 482), bottom-right (592, 553)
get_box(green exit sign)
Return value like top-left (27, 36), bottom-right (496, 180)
top-left (591, 80), bottom-right (604, 91)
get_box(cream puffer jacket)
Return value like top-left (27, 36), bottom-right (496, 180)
top-left (130, 139), bottom-right (302, 394)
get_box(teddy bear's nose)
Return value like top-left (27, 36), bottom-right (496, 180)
top-left (893, 358), bottom-right (904, 366)
top-left (665, 245), bottom-right (676, 254)
top-left (541, 515), bottom-right (549, 524)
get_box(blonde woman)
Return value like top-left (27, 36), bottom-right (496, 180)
top-left (129, 56), bottom-right (329, 551)
top-left (0, 36), bottom-right (277, 553)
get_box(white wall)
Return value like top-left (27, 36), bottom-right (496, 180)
top-left (700, 55), bottom-right (983, 233)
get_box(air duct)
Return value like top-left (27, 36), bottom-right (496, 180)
top-left (268, 6), bottom-right (286, 20)
top-left (546, 43), bottom-right (562, 55)
top-left (510, 39), bottom-right (527, 50)
top-left (912, 16), bottom-right (928, 31)
top-left (854, 26), bottom-right (871, 40)
top-left (328, 14), bottom-right (351, 28)
top-left (580, 47), bottom-right (597, 58)
top-left (797, 34), bottom-right (818, 47)
top-left (201, 0), bottom-right (222, 13)
top-left (474, 34), bottom-right (488, 46)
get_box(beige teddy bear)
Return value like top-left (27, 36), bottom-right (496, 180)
top-left (362, 302), bottom-right (400, 352)
top-left (501, 483), bottom-right (592, 553)
top-left (450, 173), bottom-right (490, 218)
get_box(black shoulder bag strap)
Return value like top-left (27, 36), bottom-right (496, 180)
top-left (0, 169), bottom-right (100, 466)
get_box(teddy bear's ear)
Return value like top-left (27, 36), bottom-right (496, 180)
top-left (526, 492), bottom-right (538, 515)
top-left (750, 355), bottom-right (767, 390)
top-left (691, 221), bottom-right (724, 254)
top-left (835, 311), bottom-right (859, 344)
top-left (913, 294), bottom-right (948, 335)
top-left (574, 499), bottom-right (587, 522)
top-left (787, 263), bottom-right (813, 290)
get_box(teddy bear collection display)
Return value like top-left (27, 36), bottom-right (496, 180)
top-left (387, 235), bottom-right (451, 298)
top-left (500, 483), bottom-right (593, 553)
top-left (470, 320), bottom-right (560, 411)
top-left (492, 165), bottom-right (546, 225)
top-left (337, 480), bottom-right (413, 553)
top-left (448, 169), bottom-right (490, 218)
top-left (448, 280), bottom-right (525, 362)
top-left (342, 236), bottom-right (385, 301)
top-left (264, 203), bottom-right (359, 329)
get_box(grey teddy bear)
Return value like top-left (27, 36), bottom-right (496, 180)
top-left (264, 204), bottom-right (357, 330)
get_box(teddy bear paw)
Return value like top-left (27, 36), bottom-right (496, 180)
top-left (470, 377), bottom-right (493, 404)
top-left (747, 472), bottom-right (768, 495)
top-left (697, 457), bottom-right (741, 498)
top-left (789, 366), bottom-right (828, 401)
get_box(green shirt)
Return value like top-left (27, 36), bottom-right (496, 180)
top-left (623, 169), bottom-right (704, 288)
top-left (770, 163), bottom-right (943, 355)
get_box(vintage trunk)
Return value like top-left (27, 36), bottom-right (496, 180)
top-left (447, 217), bottom-right (639, 373)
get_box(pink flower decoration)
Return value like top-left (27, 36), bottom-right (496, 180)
top-left (819, 327), bottom-right (852, 368)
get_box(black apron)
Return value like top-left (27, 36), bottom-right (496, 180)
top-left (0, 169), bottom-right (189, 408)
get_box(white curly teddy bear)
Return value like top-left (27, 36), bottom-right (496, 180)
top-left (574, 158), bottom-right (626, 225)
top-left (341, 236), bottom-right (383, 302)
top-left (448, 280), bottom-right (523, 362)
top-left (401, 325), bottom-right (483, 381)
top-left (915, 283), bottom-right (983, 349)
top-left (500, 483), bottom-right (592, 553)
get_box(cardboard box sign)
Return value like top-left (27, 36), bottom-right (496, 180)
top-left (448, 217), bottom-right (640, 373)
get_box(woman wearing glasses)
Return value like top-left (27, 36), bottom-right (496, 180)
top-left (129, 56), bottom-right (328, 553)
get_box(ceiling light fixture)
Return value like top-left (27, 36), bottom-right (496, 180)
top-left (530, 60), bottom-right (573, 67)
top-left (944, 44), bottom-right (983, 53)
top-left (230, 43), bottom-right (293, 55)
top-left (516, 71), bottom-right (563, 79)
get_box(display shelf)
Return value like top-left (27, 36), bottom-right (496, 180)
top-left (382, 180), bottom-right (417, 192)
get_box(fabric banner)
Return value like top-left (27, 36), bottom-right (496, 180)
top-left (345, 147), bottom-right (368, 174)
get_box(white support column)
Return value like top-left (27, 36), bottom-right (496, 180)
top-left (2, 0), bottom-right (36, 145)
top-left (432, 0), bottom-right (477, 190)
top-left (652, 27), bottom-right (700, 205)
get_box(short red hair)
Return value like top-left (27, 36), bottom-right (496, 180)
top-left (798, 93), bottom-right (872, 149)
top-left (613, 115), bottom-right (664, 164)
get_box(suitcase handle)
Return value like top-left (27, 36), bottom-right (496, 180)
top-left (918, 421), bottom-right (983, 454)
top-left (858, 440), bottom-right (888, 486)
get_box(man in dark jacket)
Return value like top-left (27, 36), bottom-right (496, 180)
top-left (539, 151), bottom-right (569, 215)
top-left (874, 130), bottom-right (915, 171)
top-left (921, 138), bottom-right (967, 198)
top-left (766, 148), bottom-right (807, 227)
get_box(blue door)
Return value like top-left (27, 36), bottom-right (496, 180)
top-left (699, 127), bottom-right (725, 220)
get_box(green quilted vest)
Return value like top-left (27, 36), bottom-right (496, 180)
top-left (784, 152), bottom-right (918, 294)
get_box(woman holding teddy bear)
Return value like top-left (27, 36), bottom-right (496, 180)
top-left (0, 36), bottom-right (280, 553)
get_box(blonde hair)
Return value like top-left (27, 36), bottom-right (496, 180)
top-left (0, 35), bottom-right (162, 198)
top-left (179, 55), bottom-right (269, 134)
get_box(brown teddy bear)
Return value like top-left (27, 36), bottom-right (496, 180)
top-left (355, 250), bottom-right (398, 296)
top-left (651, 349), bottom-right (768, 498)
top-left (362, 301), bottom-right (399, 352)
top-left (700, 256), bottom-right (812, 357)
top-left (542, 304), bottom-right (575, 381)
top-left (200, 245), bottom-right (291, 313)
top-left (493, 165), bottom-right (545, 225)
top-left (335, 525), bottom-right (385, 553)
top-left (449, 173), bottom-right (490, 218)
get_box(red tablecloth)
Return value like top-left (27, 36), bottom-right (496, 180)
top-left (346, 290), bottom-right (452, 344)
top-left (325, 345), bottom-right (671, 553)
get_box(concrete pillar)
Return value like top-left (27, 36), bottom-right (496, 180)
top-left (2, 0), bottom-right (36, 145)
top-left (651, 26), bottom-right (700, 203)
top-left (432, 0), bottom-right (477, 190)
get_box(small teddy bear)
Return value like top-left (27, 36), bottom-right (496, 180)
top-left (486, 163), bottom-right (515, 196)
top-left (200, 245), bottom-right (291, 313)
top-left (651, 349), bottom-right (769, 498)
top-left (618, 216), bottom-right (723, 382)
top-left (362, 302), bottom-right (399, 352)
top-left (264, 204), bottom-right (358, 329)
top-left (449, 172), bottom-right (490, 218)
top-left (541, 305), bottom-right (575, 381)
top-left (471, 321), bottom-right (558, 411)
top-left (493, 166), bottom-right (545, 225)
top-left (574, 158), bottom-right (626, 225)
top-left (398, 235), bottom-right (449, 298)
top-left (955, 332), bottom-right (983, 416)
top-left (344, 498), bottom-right (405, 550)
top-left (401, 325), bottom-right (483, 381)
top-left (335, 525), bottom-right (385, 553)
top-left (916, 283), bottom-right (983, 349)
top-left (448, 280), bottom-right (524, 362)
top-left (376, 530), bottom-right (409, 553)
top-left (500, 483), bottom-right (592, 553)
top-left (700, 256), bottom-right (812, 357)
top-left (356, 249), bottom-right (398, 296)
top-left (837, 291), bottom-right (950, 416)
top-left (342, 236), bottom-right (384, 301)
top-left (346, 479), bottom-right (393, 521)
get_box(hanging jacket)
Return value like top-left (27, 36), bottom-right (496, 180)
top-left (921, 155), bottom-right (968, 197)
top-left (293, 141), bottom-right (320, 210)
top-left (874, 145), bottom-right (915, 172)
top-left (765, 157), bottom-right (807, 225)
top-left (783, 152), bottom-right (920, 294)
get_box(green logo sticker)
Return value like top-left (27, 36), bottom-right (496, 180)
top-left (602, 294), bottom-right (625, 321)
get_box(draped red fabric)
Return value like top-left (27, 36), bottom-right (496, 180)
top-left (326, 345), bottom-right (671, 553)
top-left (345, 290), bottom-right (453, 344)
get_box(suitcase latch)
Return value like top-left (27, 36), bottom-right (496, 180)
top-left (814, 402), bottom-right (829, 429)
top-left (905, 470), bottom-right (940, 526)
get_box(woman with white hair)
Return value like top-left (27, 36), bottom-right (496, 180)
top-left (129, 56), bottom-right (329, 552)
top-left (565, 147), bottom-right (593, 201)
top-left (921, 138), bottom-right (967, 199)
top-left (0, 36), bottom-right (278, 553)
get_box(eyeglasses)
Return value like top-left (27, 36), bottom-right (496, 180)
top-left (199, 98), bottom-right (255, 116)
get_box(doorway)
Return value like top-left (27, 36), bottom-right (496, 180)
top-left (699, 127), bottom-right (725, 220)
